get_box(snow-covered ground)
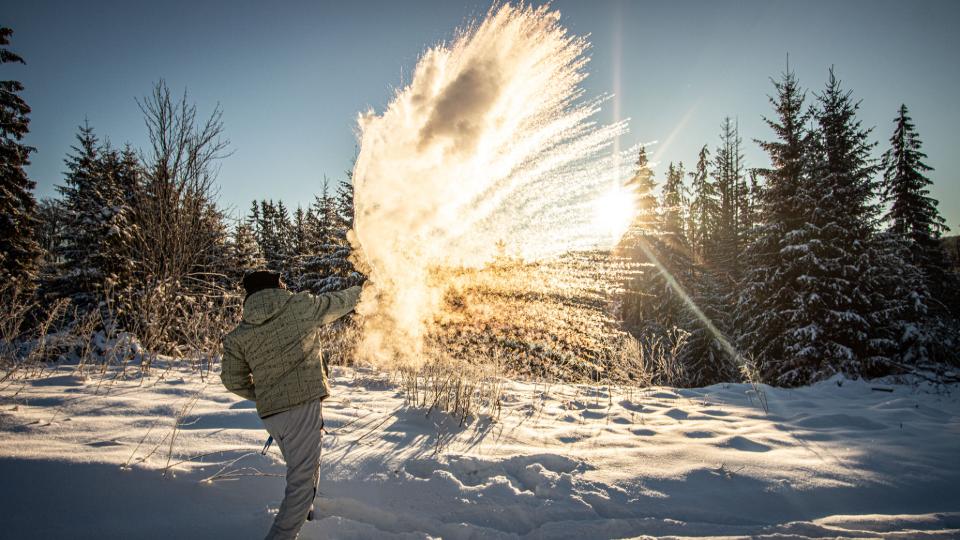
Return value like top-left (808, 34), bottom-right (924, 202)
top-left (1, 364), bottom-right (958, 539)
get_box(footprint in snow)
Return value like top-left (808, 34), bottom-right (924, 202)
top-left (721, 435), bottom-right (772, 452)
top-left (87, 440), bottom-right (123, 448)
top-left (663, 408), bottom-right (689, 420)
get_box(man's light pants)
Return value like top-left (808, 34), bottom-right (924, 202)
top-left (262, 400), bottom-right (323, 540)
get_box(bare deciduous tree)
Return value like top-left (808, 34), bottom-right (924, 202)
top-left (128, 80), bottom-right (238, 353)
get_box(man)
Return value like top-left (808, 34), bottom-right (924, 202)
top-left (221, 270), bottom-right (362, 540)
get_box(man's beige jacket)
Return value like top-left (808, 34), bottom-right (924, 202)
top-left (221, 286), bottom-right (361, 418)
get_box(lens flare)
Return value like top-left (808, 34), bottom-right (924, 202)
top-left (592, 184), bottom-right (636, 243)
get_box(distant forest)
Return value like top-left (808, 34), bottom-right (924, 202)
top-left (614, 68), bottom-right (959, 386)
top-left (2, 27), bottom-right (957, 386)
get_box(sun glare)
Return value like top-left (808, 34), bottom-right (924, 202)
top-left (592, 185), bottom-right (635, 244)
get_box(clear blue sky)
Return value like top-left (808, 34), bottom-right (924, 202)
top-left (5, 0), bottom-right (959, 231)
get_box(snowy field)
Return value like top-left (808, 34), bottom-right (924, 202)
top-left (1, 364), bottom-right (958, 539)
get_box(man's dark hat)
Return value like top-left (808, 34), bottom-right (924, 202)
top-left (243, 270), bottom-right (282, 297)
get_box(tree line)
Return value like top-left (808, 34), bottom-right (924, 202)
top-left (619, 67), bottom-right (958, 387)
top-left (0, 28), bottom-right (360, 357)
top-left (243, 176), bottom-right (362, 294)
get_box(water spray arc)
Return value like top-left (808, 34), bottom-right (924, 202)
top-left (351, 4), bottom-right (638, 368)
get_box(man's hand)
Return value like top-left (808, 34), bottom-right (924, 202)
top-left (347, 229), bottom-right (373, 276)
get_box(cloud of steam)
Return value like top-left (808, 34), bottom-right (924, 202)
top-left (418, 59), bottom-right (503, 155)
top-left (351, 4), bottom-right (634, 368)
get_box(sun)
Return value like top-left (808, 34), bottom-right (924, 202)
top-left (592, 184), bottom-right (636, 245)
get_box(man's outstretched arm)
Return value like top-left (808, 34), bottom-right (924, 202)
top-left (221, 337), bottom-right (256, 400)
top-left (306, 285), bottom-right (362, 325)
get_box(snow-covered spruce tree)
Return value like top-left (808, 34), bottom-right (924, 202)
top-left (619, 150), bottom-right (701, 385)
top-left (201, 206), bottom-right (234, 293)
top-left (50, 122), bottom-right (100, 306)
top-left (627, 146), bottom-right (658, 238)
top-left (661, 162), bottom-right (687, 245)
top-left (252, 200), bottom-right (288, 276)
top-left (0, 28), bottom-right (42, 290)
top-left (331, 168), bottom-right (364, 289)
top-left (272, 200), bottom-right (295, 280)
top-left (881, 104), bottom-right (958, 318)
top-left (247, 200), bottom-right (261, 254)
top-left (287, 206), bottom-right (311, 290)
top-left (868, 228), bottom-right (936, 366)
top-left (252, 202), bottom-right (273, 260)
top-left (229, 220), bottom-right (265, 281)
top-left (49, 124), bottom-right (138, 313)
top-left (96, 142), bottom-right (140, 317)
top-left (300, 183), bottom-right (337, 293)
top-left (711, 117), bottom-right (746, 280)
top-left (336, 169), bottom-right (355, 230)
top-left (783, 68), bottom-right (887, 380)
top-left (300, 174), bottom-right (363, 294)
top-left (687, 145), bottom-right (717, 262)
top-left (292, 206), bottom-right (309, 258)
top-left (619, 147), bottom-right (666, 334)
top-left (736, 67), bottom-right (815, 385)
top-left (663, 160), bottom-right (735, 385)
top-left (680, 263), bottom-right (737, 386)
top-left (36, 198), bottom-right (64, 274)
top-left (741, 169), bottom-right (762, 240)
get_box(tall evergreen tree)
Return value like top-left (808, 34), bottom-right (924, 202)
top-left (36, 198), bottom-right (63, 272)
top-left (253, 200), bottom-right (285, 274)
top-left (51, 124), bottom-right (137, 310)
top-left (273, 200), bottom-right (295, 279)
top-left (301, 183), bottom-right (336, 293)
top-left (288, 206), bottom-right (310, 289)
top-left (687, 145), bottom-right (717, 261)
top-left (660, 162), bottom-right (687, 247)
top-left (620, 148), bottom-right (687, 345)
top-left (741, 169), bottom-right (762, 239)
top-left (619, 151), bottom-right (730, 385)
top-left (783, 68), bottom-right (885, 379)
top-left (0, 27), bottom-right (42, 289)
top-left (336, 169), bottom-right (355, 230)
top-left (333, 167), bottom-right (365, 286)
top-left (881, 104), bottom-right (957, 316)
top-left (203, 205), bottom-right (234, 289)
top-left (737, 67), bottom-right (814, 384)
top-left (230, 221), bottom-right (264, 278)
top-left (292, 207), bottom-right (309, 258)
top-left (666, 160), bottom-right (735, 385)
top-left (54, 121), bottom-right (100, 299)
top-left (300, 175), bottom-right (362, 293)
top-left (313, 179), bottom-right (340, 248)
top-left (95, 142), bottom-right (139, 301)
top-left (627, 146), bottom-right (658, 238)
top-left (711, 117), bottom-right (745, 278)
top-left (620, 147), bottom-right (660, 332)
top-left (248, 200), bottom-right (262, 249)
top-left (680, 265), bottom-right (736, 386)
